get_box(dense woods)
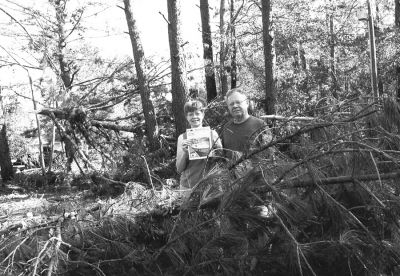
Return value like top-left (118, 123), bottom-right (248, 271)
top-left (0, 0), bottom-right (400, 275)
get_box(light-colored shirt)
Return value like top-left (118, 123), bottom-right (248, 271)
top-left (176, 129), bottom-right (222, 188)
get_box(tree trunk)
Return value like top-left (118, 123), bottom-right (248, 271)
top-left (298, 42), bottom-right (306, 71)
top-left (167, 0), bottom-right (188, 136)
top-left (328, 10), bottom-right (338, 98)
top-left (123, 0), bottom-right (160, 151)
top-left (219, 0), bottom-right (228, 95)
top-left (0, 89), bottom-right (13, 184)
top-left (54, 0), bottom-right (72, 90)
top-left (0, 124), bottom-right (13, 183)
top-left (261, 0), bottom-right (276, 115)
top-left (200, 0), bottom-right (217, 102)
top-left (367, 0), bottom-right (378, 99)
top-left (230, 0), bottom-right (237, 89)
top-left (396, 0), bottom-right (400, 99)
top-left (28, 75), bottom-right (46, 175)
top-left (48, 123), bottom-right (56, 173)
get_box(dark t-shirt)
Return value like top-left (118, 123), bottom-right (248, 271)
top-left (222, 115), bottom-right (266, 154)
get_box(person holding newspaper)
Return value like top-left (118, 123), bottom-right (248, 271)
top-left (176, 98), bottom-right (222, 194)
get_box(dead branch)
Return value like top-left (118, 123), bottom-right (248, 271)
top-left (260, 115), bottom-right (316, 121)
top-left (38, 108), bottom-right (143, 133)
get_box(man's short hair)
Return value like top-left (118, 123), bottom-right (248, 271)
top-left (184, 98), bottom-right (206, 115)
top-left (225, 88), bottom-right (248, 102)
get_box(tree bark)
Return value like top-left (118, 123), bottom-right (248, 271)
top-left (230, 0), bottom-right (237, 89)
top-left (123, 0), bottom-right (160, 151)
top-left (54, 0), bottom-right (72, 90)
top-left (200, 0), bottom-right (217, 102)
top-left (28, 75), bottom-right (46, 175)
top-left (298, 42), bottom-right (306, 71)
top-left (0, 125), bottom-right (13, 183)
top-left (167, 0), bottom-right (188, 136)
top-left (367, 0), bottom-right (379, 99)
top-left (328, 9), bottom-right (338, 98)
top-left (0, 88), bottom-right (13, 183)
top-left (396, 0), bottom-right (400, 99)
top-left (261, 0), bottom-right (276, 115)
top-left (219, 0), bottom-right (228, 95)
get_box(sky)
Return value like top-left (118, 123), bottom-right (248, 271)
top-left (82, 0), bottom-right (204, 59)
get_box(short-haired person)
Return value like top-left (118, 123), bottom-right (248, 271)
top-left (176, 98), bottom-right (222, 195)
top-left (222, 88), bottom-right (272, 175)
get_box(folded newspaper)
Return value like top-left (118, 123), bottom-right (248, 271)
top-left (186, 127), bottom-right (211, 160)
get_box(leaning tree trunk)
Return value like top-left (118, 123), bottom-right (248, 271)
top-left (167, 0), bottom-right (188, 136)
top-left (219, 0), bottom-right (228, 95)
top-left (124, 0), bottom-right (160, 151)
top-left (261, 0), bottom-right (276, 115)
top-left (230, 0), bottom-right (237, 89)
top-left (396, 0), bottom-right (400, 99)
top-left (200, 0), bottom-right (217, 102)
top-left (28, 75), bottom-right (46, 175)
top-left (0, 124), bottom-right (13, 183)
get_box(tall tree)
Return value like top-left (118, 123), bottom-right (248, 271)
top-left (396, 0), bottom-right (400, 99)
top-left (52, 0), bottom-right (79, 173)
top-left (230, 0), bottom-right (237, 88)
top-left (327, 2), bottom-right (338, 98)
top-left (123, 0), bottom-right (160, 151)
top-left (167, 0), bottom-right (188, 135)
top-left (261, 0), bottom-right (276, 115)
top-left (54, 0), bottom-right (74, 90)
top-left (219, 0), bottom-right (228, 95)
top-left (200, 0), bottom-right (217, 102)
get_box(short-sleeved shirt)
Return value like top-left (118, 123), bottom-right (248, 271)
top-left (222, 115), bottom-right (266, 155)
top-left (176, 129), bottom-right (222, 189)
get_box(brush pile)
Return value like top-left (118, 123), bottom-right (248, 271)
top-left (2, 98), bottom-right (400, 275)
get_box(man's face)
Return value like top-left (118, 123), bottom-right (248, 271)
top-left (226, 92), bottom-right (248, 120)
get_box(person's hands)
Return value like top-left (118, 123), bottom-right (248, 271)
top-left (182, 139), bottom-right (194, 152)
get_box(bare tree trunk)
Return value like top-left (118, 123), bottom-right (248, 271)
top-left (396, 0), bottom-right (400, 99)
top-left (28, 75), bottom-right (46, 175)
top-left (367, 0), bottom-right (378, 99)
top-left (261, 0), bottom-right (276, 115)
top-left (123, 0), bottom-right (160, 151)
top-left (298, 42), bottom-right (306, 71)
top-left (230, 0), bottom-right (237, 89)
top-left (0, 125), bottom-right (13, 183)
top-left (328, 9), bottom-right (338, 98)
top-left (200, 0), bottom-right (217, 102)
top-left (167, 0), bottom-right (188, 136)
top-left (219, 0), bottom-right (228, 95)
top-left (54, 0), bottom-right (72, 90)
top-left (0, 88), bottom-right (13, 184)
top-left (48, 121), bottom-right (56, 173)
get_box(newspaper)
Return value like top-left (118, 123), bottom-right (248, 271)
top-left (186, 127), bottom-right (211, 160)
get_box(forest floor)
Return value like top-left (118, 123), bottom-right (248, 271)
top-left (0, 171), bottom-right (179, 239)
top-left (0, 182), bottom-right (95, 237)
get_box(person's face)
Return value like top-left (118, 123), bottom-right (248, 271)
top-left (226, 92), bottom-right (249, 119)
top-left (186, 109), bottom-right (204, 128)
